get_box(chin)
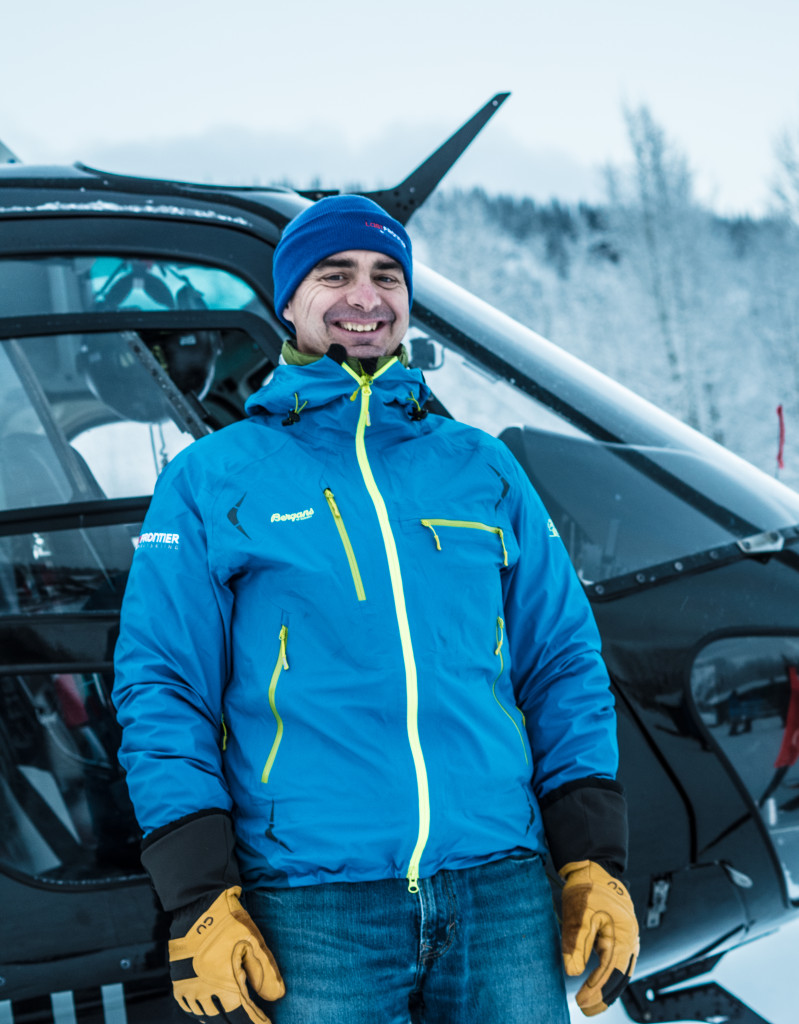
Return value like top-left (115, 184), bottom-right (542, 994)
top-left (344, 343), bottom-right (389, 358)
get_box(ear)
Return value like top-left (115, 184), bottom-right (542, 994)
top-left (282, 302), bottom-right (295, 326)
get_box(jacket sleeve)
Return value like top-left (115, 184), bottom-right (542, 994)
top-left (113, 450), bottom-right (234, 835)
top-left (498, 447), bottom-right (619, 798)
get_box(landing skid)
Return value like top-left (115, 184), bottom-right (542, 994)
top-left (622, 955), bottom-right (773, 1024)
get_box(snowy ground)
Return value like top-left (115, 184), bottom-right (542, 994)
top-left (568, 916), bottom-right (799, 1024)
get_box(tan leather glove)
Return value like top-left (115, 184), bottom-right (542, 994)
top-left (560, 860), bottom-right (639, 1017)
top-left (168, 886), bottom-right (285, 1022)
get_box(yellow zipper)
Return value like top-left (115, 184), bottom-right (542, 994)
top-left (421, 519), bottom-right (508, 566)
top-left (491, 617), bottom-right (528, 764)
top-left (343, 360), bottom-right (430, 894)
top-left (324, 488), bottom-right (366, 601)
top-left (261, 625), bottom-right (289, 784)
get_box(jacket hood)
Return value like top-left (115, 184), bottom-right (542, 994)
top-left (244, 353), bottom-right (432, 421)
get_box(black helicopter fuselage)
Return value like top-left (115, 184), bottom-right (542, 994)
top-left (0, 149), bottom-right (798, 1024)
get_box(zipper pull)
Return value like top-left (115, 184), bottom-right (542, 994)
top-left (362, 382), bottom-right (372, 427)
top-left (497, 528), bottom-right (508, 567)
top-left (421, 521), bottom-right (442, 551)
top-left (324, 488), bottom-right (341, 518)
top-left (279, 625), bottom-right (289, 670)
top-left (407, 866), bottom-right (420, 894)
top-left (349, 378), bottom-right (373, 398)
top-left (495, 617), bottom-right (505, 656)
top-left (349, 381), bottom-right (372, 426)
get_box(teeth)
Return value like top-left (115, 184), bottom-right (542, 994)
top-left (339, 322), bottom-right (379, 332)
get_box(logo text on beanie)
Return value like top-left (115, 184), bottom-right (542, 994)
top-left (271, 508), bottom-right (315, 523)
top-left (365, 220), bottom-right (407, 250)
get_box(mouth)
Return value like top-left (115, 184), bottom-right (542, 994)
top-left (335, 321), bottom-right (383, 333)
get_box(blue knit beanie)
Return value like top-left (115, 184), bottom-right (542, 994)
top-left (273, 195), bottom-right (413, 331)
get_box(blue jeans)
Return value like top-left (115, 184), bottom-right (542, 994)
top-left (246, 853), bottom-right (569, 1024)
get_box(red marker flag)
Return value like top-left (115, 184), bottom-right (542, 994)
top-left (777, 404), bottom-right (785, 471)
top-left (775, 665), bottom-right (799, 769)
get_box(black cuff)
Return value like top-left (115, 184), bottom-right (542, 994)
top-left (140, 809), bottom-right (241, 912)
top-left (539, 778), bottom-right (628, 878)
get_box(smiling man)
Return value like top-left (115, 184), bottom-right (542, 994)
top-left (273, 196), bottom-right (414, 364)
top-left (281, 250), bottom-right (409, 358)
top-left (113, 195), bottom-right (639, 1024)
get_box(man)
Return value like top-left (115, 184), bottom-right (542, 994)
top-left (113, 194), bottom-right (639, 1024)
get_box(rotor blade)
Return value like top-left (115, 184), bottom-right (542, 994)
top-left (0, 139), bottom-right (21, 164)
top-left (361, 92), bottom-right (510, 224)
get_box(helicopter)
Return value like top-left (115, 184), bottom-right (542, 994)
top-left (0, 94), bottom-right (798, 1024)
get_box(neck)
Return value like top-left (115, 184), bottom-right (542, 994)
top-left (281, 339), bottom-right (409, 376)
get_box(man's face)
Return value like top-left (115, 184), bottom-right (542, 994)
top-left (282, 249), bottom-right (410, 359)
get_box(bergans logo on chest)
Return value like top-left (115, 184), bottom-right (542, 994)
top-left (270, 508), bottom-right (315, 523)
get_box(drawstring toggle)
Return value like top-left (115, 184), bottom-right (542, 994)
top-left (282, 393), bottom-right (308, 426)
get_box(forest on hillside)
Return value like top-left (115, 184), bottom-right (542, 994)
top-left (408, 108), bottom-right (799, 493)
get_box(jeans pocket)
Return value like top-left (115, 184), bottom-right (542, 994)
top-left (506, 850), bottom-right (542, 865)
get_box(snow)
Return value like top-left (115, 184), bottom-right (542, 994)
top-left (0, 199), bottom-right (251, 226)
top-left (568, 917), bottom-right (799, 1024)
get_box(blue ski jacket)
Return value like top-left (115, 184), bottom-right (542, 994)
top-left (113, 354), bottom-right (618, 891)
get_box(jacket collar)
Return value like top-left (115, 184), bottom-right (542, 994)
top-left (245, 352), bottom-right (431, 423)
top-left (280, 339), bottom-right (411, 374)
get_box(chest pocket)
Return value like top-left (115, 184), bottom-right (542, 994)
top-left (324, 488), bottom-right (366, 601)
top-left (397, 514), bottom-right (517, 666)
top-left (419, 519), bottom-right (510, 568)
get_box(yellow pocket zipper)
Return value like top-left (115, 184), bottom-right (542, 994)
top-left (491, 617), bottom-right (529, 764)
top-left (421, 519), bottom-right (508, 566)
top-left (262, 625), bottom-right (289, 784)
top-left (324, 488), bottom-right (366, 601)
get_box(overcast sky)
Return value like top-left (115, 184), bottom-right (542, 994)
top-left (3, 0), bottom-right (799, 215)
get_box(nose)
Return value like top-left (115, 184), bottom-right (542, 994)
top-left (346, 274), bottom-right (381, 311)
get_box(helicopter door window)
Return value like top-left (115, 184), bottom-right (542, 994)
top-left (691, 636), bottom-right (799, 902)
top-left (405, 326), bottom-right (590, 439)
top-left (0, 671), bottom-right (140, 882)
top-left (0, 255), bottom-right (268, 317)
top-left (407, 315), bottom-right (780, 587)
top-left (0, 332), bottom-right (198, 615)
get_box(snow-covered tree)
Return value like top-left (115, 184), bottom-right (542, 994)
top-left (408, 112), bottom-right (799, 492)
top-left (772, 123), bottom-right (799, 224)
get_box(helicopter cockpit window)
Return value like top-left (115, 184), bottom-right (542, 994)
top-left (0, 333), bottom-right (197, 616)
top-left (0, 335), bottom-right (195, 502)
top-left (0, 255), bottom-right (268, 317)
top-left (691, 636), bottom-right (799, 902)
top-left (0, 249), bottom-right (279, 617)
top-left (406, 324), bottom-right (743, 585)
